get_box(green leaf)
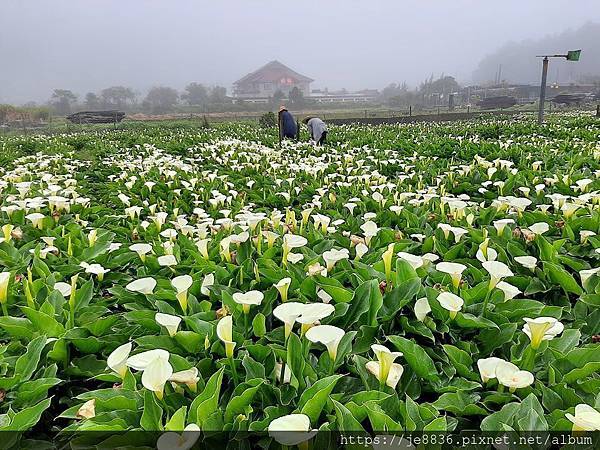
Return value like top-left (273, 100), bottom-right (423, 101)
top-left (224, 378), bottom-right (264, 423)
top-left (332, 399), bottom-right (365, 432)
top-left (0, 316), bottom-right (34, 339)
top-left (287, 332), bottom-right (305, 389)
top-left (15, 335), bottom-right (47, 383)
top-left (299, 375), bottom-right (342, 424)
top-left (74, 279), bottom-right (95, 313)
top-left (432, 392), bottom-right (487, 416)
top-left (388, 336), bottom-right (440, 383)
top-left (164, 406), bottom-right (187, 431)
top-left (189, 367), bottom-right (224, 425)
top-left (339, 279), bottom-right (379, 328)
top-left (544, 262), bottom-right (583, 295)
top-left (0, 397), bottom-right (52, 431)
top-left (20, 307), bottom-right (65, 337)
top-left (140, 389), bottom-right (163, 431)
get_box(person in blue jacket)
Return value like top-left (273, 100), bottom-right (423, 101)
top-left (278, 106), bottom-right (297, 140)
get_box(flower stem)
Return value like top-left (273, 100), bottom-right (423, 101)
top-left (481, 288), bottom-right (492, 317)
top-left (229, 356), bottom-right (239, 385)
top-left (1, 303), bottom-right (8, 316)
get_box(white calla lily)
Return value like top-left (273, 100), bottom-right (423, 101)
top-left (482, 261), bottom-right (514, 289)
top-left (155, 313), bottom-right (182, 337)
top-left (233, 290), bottom-right (264, 314)
top-left (172, 275), bottom-right (193, 312)
top-left (268, 413), bottom-right (316, 446)
top-left (414, 297), bottom-right (431, 321)
top-left (126, 349), bottom-right (170, 371)
top-left (436, 262), bottom-right (467, 288)
top-left (476, 357), bottom-right (503, 383)
top-left (437, 291), bottom-right (464, 319)
top-left (126, 277), bottom-right (156, 295)
top-left (523, 317), bottom-right (564, 349)
top-left (274, 277), bottom-right (291, 302)
top-left (565, 404), bottom-right (600, 432)
top-left (107, 342), bottom-right (132, 378)
top-left (495, 360), bottom-right (534, 391)
top-left (305, 325), bottom-right (345, 362)
top-left (216, 315), bottom-right (236, 358)
top-left (142, 354), bottom-right (173, 399)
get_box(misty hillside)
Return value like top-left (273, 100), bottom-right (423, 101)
top-left (473, 22), bottom-right (600, 85)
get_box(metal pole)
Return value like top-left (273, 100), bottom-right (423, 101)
top-left (538, 57), bottom-right (549, 124)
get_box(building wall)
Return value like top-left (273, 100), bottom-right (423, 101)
top-left (234, 81), bottom-right (310, 98)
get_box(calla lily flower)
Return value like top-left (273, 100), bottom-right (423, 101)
top-left (371, 344), bottom-right (403, 387)
top-left (129, 243), bottom-right (153, 262)
top-left (155, 312), bottom-right (182, 337)
top-left (126, 277), bottom-right (157, 295)
top-left (268, 414), bottom-right (316, 446)
top-left (273, 302), bottom-right (306, 339)
top-left (495, 360), bottom-right (534, 391)
top-left (515, 256), bottom-right (537, 271)
top-left (414, 297), bottom-right (431, 321)
top-left (169, 367), bottom-right (200, 392)
top-left (482, 261), bottom-right (514, 289)
top-left (305, 325), bottom-right (345, 361)
top-left (437, 291), bottom-right (464, 319)
top-left (397, 251), bottom-right (424, 269)
top-left (381, 243), bottom-right (395, 279)
top-left (366, 361), bottom-right (404, 389)
top-left (54, 281), bottom-right (72, 298)
top-left (200, 273), bottom-right (214, 296)
top-left (565, 404), bottom-right (600, 431)
top-left (172, 275), bottom-right (193, 312)
top-left (274, 277), bottom-right (291, 302)
top-left (0, 272), bottom-right (11, 305)
top-left (496, 281), bottom-right (521, 301)
top-left (2, 224), bottom-right (14, 242)
top-left (26, 212), bottom-right (45, 229)
top-left (436, 262), bottom-right (467, 289)
top-left (477, 357), bottom-right (503, 383)
top-left (216, 315), bottom-right (236, 358)
top-left (296, 303), bottom-right (335, 334)
top-left (156, 424), bottom-right (201, 450)
top-left (360, 220), bottom-right (379, 245)
top-left (80, 262), bottom-right (110, 281)
top-left (523, 317), bottom-right (564, 349)
top-left (355, 242), bottom-right (369, 260)
top-left (126, 348), bottom-right (170, 371)
top-left (107, 342), bottom-right (132, 378)
top-left (158, 255), bottom-right (178, 267)
top-left (322, 248), bottom-right (350, 272)
top-left (142, 353), bottom-right (173, 400)
top-left (528, 222), bottom-right (549, 235)
top-left (493, 218), bottom-right (514, 235)
top-left (233, 290), bottom-right (264, 314)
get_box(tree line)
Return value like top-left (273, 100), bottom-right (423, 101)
top-left (48, 83), bottom-right (231, 116)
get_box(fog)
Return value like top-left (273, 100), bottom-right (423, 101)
top-left (1, 0), bottom-right (599, 104)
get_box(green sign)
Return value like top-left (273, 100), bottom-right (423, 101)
top-left (566, 50), bottom-right (581, 61)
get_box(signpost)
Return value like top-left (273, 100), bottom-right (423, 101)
top-left (536, 50), bottom-right (581, 124)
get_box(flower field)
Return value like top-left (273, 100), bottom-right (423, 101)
top-left (0, 113), bottom-right (599, 446)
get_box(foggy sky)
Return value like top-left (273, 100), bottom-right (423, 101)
top-left (1, 0), bottom-right (599, 104)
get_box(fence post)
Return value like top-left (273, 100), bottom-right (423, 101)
top-left (409, 105), bottom-right (412, 116)
top-left (597, 104), bottom-right (600, 117)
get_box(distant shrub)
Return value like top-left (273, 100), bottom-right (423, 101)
top-left (259, 111), bottom-right (277, 128)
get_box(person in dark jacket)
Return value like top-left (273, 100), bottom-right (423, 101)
top-left (278, 106), bottom-right (297, 139)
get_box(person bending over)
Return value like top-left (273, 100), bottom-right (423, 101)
top-left (304, 116), bottom-right (327, 145)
